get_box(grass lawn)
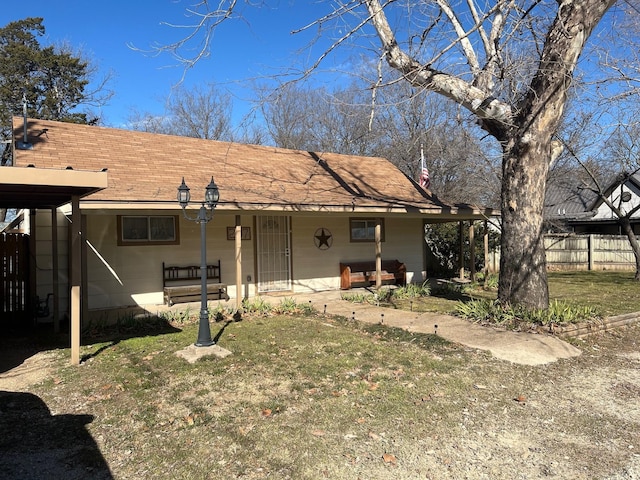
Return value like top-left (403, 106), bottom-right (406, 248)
top-left (5, 271), bottom-right (640, 479)
top-left (547, 271), bottom-right (640, 316)
top-left (392, 271), bottom-right (640, 318)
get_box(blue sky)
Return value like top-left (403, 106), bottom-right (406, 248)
top-left (3, 1), bottom-right (342, 128)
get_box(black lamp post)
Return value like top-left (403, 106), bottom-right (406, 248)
top-left (177, 176), bottom-right (220, 347)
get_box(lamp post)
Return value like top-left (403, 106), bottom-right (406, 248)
top-left (177, 176), bottom-right (220, 347)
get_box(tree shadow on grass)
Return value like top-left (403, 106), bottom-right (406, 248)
top-left (0, 390), bottom-right (113, 479)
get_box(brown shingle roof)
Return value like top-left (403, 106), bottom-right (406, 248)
top-left (13, 117), bottom-right (487, 217)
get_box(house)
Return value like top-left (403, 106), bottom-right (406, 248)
top-left (543, 172), bottom-right (640, 271)
top-left (2, 117), bottom-right (494, 362)
top-left (544, 173), bottom-right (640, 235)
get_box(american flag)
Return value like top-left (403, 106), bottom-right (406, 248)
top-left (419, 166), bottom-right (430, 188)
top-left (419, 146), bottom-right (430, 189)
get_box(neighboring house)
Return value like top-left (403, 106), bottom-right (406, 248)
top-left (3, 117), bottom-right (493, 337)
top-left (544, 173), bottom-right (640, 235)
top-left (543, 173), bottom-right (640, 272)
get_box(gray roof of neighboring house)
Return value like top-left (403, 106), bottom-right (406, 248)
top-left (544, 179), bottom-right (599, 221)
top-left (545, 171), bottom-right (640, 223)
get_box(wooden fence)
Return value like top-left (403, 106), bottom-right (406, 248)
top-left (1, 232), bottom-right (30, 322)
top-left (545, 234), bottom-right (638, 271)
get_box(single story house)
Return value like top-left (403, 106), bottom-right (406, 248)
top-left (3, 117), bottom-right (494, 363)
top-left (545, 173), bottom-right (640, 235)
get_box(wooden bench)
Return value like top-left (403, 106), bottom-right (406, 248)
top-left (162, 261), bottom-right (228, 306)
top-left (339, 260), bottom-right (407, 290)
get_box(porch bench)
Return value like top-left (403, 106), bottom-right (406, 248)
top-left (162, 261), bottom-right (228, 306)
top-left (339, 260), bottom-right (406, 290)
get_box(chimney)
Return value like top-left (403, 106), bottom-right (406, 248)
top-left (16, 91), bottom-right (33, 150)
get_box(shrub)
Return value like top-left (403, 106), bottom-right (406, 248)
top-left (242, 297), bottom-right (272, 315)
top-left (392, 281), bottom-right (431, 299)
top-left (454, 299), bottom-right (601, 330)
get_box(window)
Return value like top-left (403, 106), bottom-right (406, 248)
top-left (349, 218), bottom-right (385, 242)
top-left (117, 216), bottom-right (179, 245)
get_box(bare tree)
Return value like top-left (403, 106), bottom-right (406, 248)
top-left (362, 0), bottom-right (617, 309)
top-left (373, 83), bottom-right (499, 206)
top-left (157, 1), bottom-right (622, 308)
top-left (129, 84), bottom-right (233, 141)
top-left (564, 141), bottom-right (640, 279)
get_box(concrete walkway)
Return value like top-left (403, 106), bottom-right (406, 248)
top-left (275, 289), bottom-right (582, 366)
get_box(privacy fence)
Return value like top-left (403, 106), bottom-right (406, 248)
top-left (1, 232), bottom-right (30, 321)
top-left (545, 234), bottom-right (638, 271)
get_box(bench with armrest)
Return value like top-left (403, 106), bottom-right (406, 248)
top-left (339, 260), bottom-right (407, 290)
top-left (162, 261), bottom-right (228, 306)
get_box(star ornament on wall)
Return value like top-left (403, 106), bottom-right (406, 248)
top-left (314, 228), bottom-right (333, 250)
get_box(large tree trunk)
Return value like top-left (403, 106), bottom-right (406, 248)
top-left (498, 136), bottom-right (551, 308)
top-left (619, 217), bottom-right (640, 281)
top-left (363, 0), bottom-right (614, 308)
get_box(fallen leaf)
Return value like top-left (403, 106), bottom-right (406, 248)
top-left (382, 453), bottom-right (397, 465)
top-left (311, 430), bottom-right (326, 437)
top-left (185, 414), bottom-right (195, 426)
top-left (356, 417), bottom-right (366, 424)
top-left (368, 431), bottom-right (381, 440)
top-left (262, 408), bottom-right (272, 417)
top-left (53, 377), bottom-right (63, 385)
top-left (514, 395), bottom-right (527, 403)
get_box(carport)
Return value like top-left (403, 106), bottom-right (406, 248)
top-left (0, 165), bottom-right (108, 365)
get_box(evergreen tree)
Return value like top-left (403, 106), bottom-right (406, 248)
top-left (0, 17), bottom-right (95, 166)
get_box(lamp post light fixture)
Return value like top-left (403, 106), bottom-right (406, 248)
top-left (177, 176), bottom-right (220, 347)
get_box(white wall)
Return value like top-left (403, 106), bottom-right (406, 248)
top-left (594, 182), bottom-right (640, 220)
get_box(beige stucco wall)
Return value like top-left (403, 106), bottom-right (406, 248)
top-left (290, 215), bottom-right (425, 293)
top-left (84, 212), bottom-right (255, 309)
top-left (35, 209), bottom-right (69, 319)
top-left (37, 209), bottom-right (426, 311)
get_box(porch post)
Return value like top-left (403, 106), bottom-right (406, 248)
top-left (375, 218), bottom-right (382, 289)
top-left (235, 215), bottom-right (242, 310)
top-left (469, 221), bottom-right (476, 282)
top-left (483, 220), bottom-right (489, 281)
top-left (458, 221), bottom-right (465, 280)
top-left (70, 195), bottom-right (81, 365)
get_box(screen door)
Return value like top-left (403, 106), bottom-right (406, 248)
top-left (256, 215), bottom-right (291, 292)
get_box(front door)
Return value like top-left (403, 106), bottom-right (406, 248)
top-left (256, 215), bottom-right (292, 293)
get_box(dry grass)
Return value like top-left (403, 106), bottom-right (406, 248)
top-left (6, 272), bottom-right (640, 478)
top-left (18, 308), bottom-right (640, 479)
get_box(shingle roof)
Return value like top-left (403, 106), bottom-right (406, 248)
top-left (13, 117), bottom-right (490, 217)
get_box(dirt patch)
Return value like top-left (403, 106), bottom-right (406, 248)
top-left (0, 350), bottom-right (57, 391)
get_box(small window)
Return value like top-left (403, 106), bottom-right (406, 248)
top-left (117, 216), bottom-right (179, 245)
top-left (349, 218), bottom-right (385, 242)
